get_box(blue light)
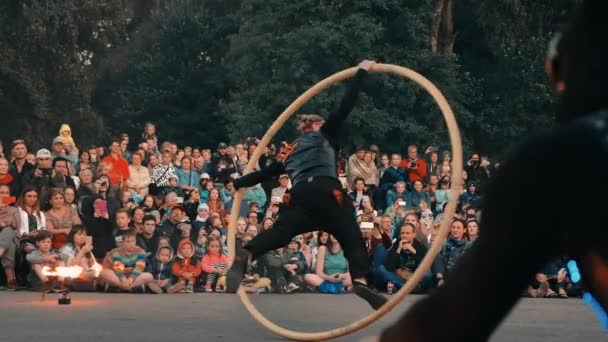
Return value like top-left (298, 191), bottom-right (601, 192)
top-left (571, 272), bottom-right (581, 283)
top-left (583, 293), bottom-right (608, 331)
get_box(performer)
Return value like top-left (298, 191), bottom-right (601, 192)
top-left (226, 60), bottom-right (388, 310)
top-left (380, 1), bottom-right (608, 340)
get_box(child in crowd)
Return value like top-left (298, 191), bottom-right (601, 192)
top-left (201, 237), bottom-right (230, 292)
top-left (172, 239), bottom-right (201, 293)
top-left (146, 245), bottom-right (181, 294)
top-left (113, 208), bottom-right (132, 247)
top-left (100, 230), bottom-right (153, 292)
top-left (26, 231), bottom-right (62, 290)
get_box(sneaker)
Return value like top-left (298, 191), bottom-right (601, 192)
top-left (256, 285), bottom-right (272, 294)
top-left (185, 283), bottom-right (194, 294)
top-left (226, 263), bottom-right (245, 293)
top-left (285, 282), bottom-right (300, 293)
top-left (205, 287), bottom-right (213, 293)
top-left (148, 282), bottom-right (163, 294)
top-left (353, 281), bottom-right (388, 310)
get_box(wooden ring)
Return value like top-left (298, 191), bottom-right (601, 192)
top-left (227, 63), bottom-right (463, 341)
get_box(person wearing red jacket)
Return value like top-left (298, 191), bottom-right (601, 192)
top-left (399, 145), bottom-right (427, 184)
top-left (172, 239), bottom-right (201, 293)
top-left (101, 138), bottom-right (130, 187)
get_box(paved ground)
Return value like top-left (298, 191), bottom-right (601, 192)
top-left (0, 292), bottom-right (605, 341)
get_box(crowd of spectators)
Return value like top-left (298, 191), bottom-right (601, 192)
top-left (0, 123), bottom-right (579, 298)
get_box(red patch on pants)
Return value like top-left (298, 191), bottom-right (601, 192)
top-left (282, 192), bottom-right (291, 206)
top-left (332, 189), bottom-right (343, 206)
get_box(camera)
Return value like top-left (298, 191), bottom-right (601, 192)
top-left (100, 181), bottom-right (108, 187)
top-left (398, 201), bottom-right (406, 207)
top-left (409, 162), bottom-right (416, 168)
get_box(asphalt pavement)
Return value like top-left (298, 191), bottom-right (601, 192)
top-left (0, 292), bottom-right (605, 341)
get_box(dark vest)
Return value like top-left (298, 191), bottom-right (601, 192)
top-left (284, 131), bottom-right (337, 186)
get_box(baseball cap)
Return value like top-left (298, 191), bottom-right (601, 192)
top-left (197, 203), bottom-right (209, 212)
top-left (200, 173), bottom-right (210, 180)
top-left (370, 145), bottom-right (379, 152)
top-left (52, 137), bottom-right (64, 145)
top-left (218, 142), bottom-right (227, 149)
top-left (171, 204), bottom-right (185, 212)
top-left (279, 174), bottom-right (289, 179)
top-left (297, 114), bottom-right (325, 122)
top-left (36, 149), bottom-right (52, 159)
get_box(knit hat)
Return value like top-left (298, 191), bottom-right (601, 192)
top-left (200, 173), bottom-right (210, 180)
top-left (52, 137), bottom-right (64, 145)
top-left (197, 203), bottom-right (209, 212)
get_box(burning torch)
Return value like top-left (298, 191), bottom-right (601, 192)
top-left (41, 252), bottom-right (103, 305)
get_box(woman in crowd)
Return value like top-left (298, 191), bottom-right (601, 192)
top-left (0, 157), bottom-right (18, 196)
top-left (126, 152), bottom-right (151, 197)
top-left (304, 235), bottom-right (351, 293)
top-left (466, 220), bottom-right (480, 242)
top-left (45, 188), bottom-right (81, 250)
top-left (58, 225), bottom-right (98, 291)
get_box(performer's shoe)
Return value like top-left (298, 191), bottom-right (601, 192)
top-left (225, 261), bottom-right (245, 294)
top-left (353, 281), bottom-right (388, 310)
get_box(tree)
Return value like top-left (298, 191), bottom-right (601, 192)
top-left (0, 0), bottom-right (129, 148)
top-left (219, 0), bottom-right (475, 154)
top-left (93, 0), bottom-right (240, 147)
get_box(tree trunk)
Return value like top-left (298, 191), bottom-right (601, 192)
top-left (430, 0), bottom-right (456, 54)
top-left (430, 0), bottom-right (445, 53)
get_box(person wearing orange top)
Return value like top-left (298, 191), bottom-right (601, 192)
top-left (399, 145), bottom-right (427, 184)
top-left (102, 138), bottom-right (130, 187)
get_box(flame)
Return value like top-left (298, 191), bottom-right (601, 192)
top-left (42, 265), bottom-right (83, 278)
top-left (91, 262), bottom-right (102, 278)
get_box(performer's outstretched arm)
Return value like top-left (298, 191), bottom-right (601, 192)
top-left (322, 61), bottom-right (375, 139)
top-left (233, 162), bottom-right (285, 190)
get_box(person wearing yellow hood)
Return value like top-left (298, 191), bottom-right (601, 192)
top-left (58, 124), bottom-right (77, 150)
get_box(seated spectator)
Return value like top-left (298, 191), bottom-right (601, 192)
top-left (16, 186), bottom-right (46, 252)
top-left (385, 181), bottom-right (407, 212)
top-left (126, 152), bottom-right (151, 197)
top-left (220, 178), bottom-right (236, 212)
top-left (131, 207), bottom-right (146, 233)
top-left (207, 188), bottom-right (225, 218)
top-left (466, 220), bottom-right (480, 242)
top-left (113, 208), bottom-right (133, 248)
top-left (146, 244), bottom-right (181, 294)
top-left (348, 177), bottom-right (369, 208)
top-left (176, 157), bottom-right (199, 193)
top-left (376, 223), bottom-right (431, 293)
top-left (240, 234), bottom-right (272, 294)
top-left (0, 157), bottom-right (18, 196)
top-left (46, 188), bottom-right (81, 250)
top-left (258, 246), bottom-right (301, 294)
top-left (357, 195), bottom-right (378, 218)
top-left (434, 219), bottom-right (472, 285)
top-left (384, 197), bottom-right (407, 227)
top-left (304, 235), bottom-right (351, 294)
top-left (201, 237), bottom-right (229, 292)
top-left (310, 231), bottom-right (329, 271)
top-left (405, 180), bottom-right (431, 210)
top-left (101, 139), bottom-right (130, 187)
top-left (58, 225), bottom-right (98, 291)
top-left (150, 151), bottom-right (177, 196)
top-left (158, 205), bottom-right (191, 250)
top-left (376, 154), bottom-right (408, 212)
top-left (0, 184), bottom-right (20, 289)
top-left (261, 217), bottom-right (274, 231)
top-left (172, 239), bottom-right (201, 293)
top-left (434, 176), bottom-right (451, 214)
top-left (137, 215), bottom-right (159, 258)
top-left (26, 230), bottom-right (62, 290)
top-left (99, 230), bottom-right (153, 292)
top-left (183, 189), bottom-right (200, 221)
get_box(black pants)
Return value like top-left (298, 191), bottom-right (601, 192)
top-left (246, 177), bottom-right (369, 279)
top-left (381, 112), bottom-right (608, 341)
